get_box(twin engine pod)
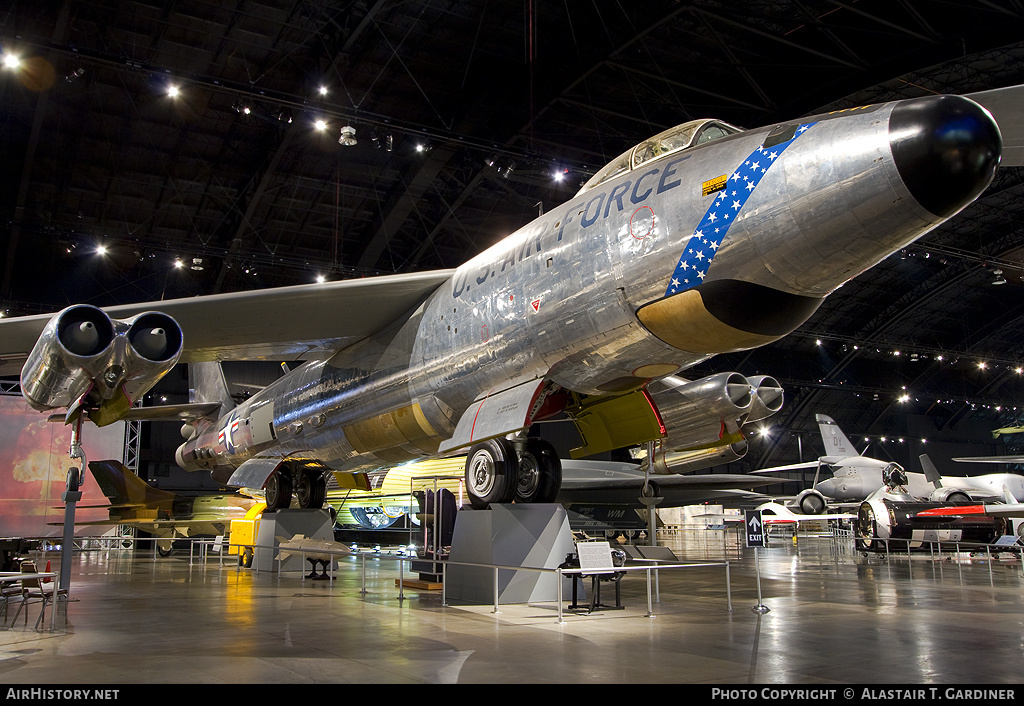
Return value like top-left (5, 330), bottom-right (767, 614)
top-left (645, 372), bottom-right (784, 474)
top-left (19, 304), bottom-right (183, 417)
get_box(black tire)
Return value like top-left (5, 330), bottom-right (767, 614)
top-left (240, 549), bottom-right (253, 568)
top-left (296, 467), bottom-right (326, 509)
top-left (515, 438), bottom-right (562, 503)
top-left (465, 438), bottom-right (518, 509)
top-left (946, 491), bottom-right (971, 504)
top-left (265, 469), bottom-right (293, 511)
top-left (156, 539), bottom-right (174, 557)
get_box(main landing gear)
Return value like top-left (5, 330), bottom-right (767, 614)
top-left (465, 437), bottom-right (562, 510)
top-left (264, 463), bottom-right (327, 512)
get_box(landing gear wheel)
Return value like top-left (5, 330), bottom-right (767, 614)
top-left (296, 467), bottom-right (326, 509)
top-left (465, 438), bottom-right (518, 510)
top-left (514, 438), bottom-right (562, 504)
top-left (157, 539), bottom-right (174, 557)
top-left (946, 491), bottom-right (971, 504)
top-left (265, 470), bottom-right (293, 511)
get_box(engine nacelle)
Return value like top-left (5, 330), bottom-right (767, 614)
top-left (927, 487), bottom-right (972, 504)
top-left (794, 488), bottom-right (828, 515)
top-left (856, 498), bottom-right (1007, 551)
top-left (19, 305), bottom-right (183, 421)
top-left (745, 375), bottom-right (784, 423)
top-left (648, 372), bottom-right (753, 453)
top-left (649, 441), bottom-right (748, 475)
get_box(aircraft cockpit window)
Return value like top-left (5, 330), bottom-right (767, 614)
top-left (576, 119), bottom-right (741, 196)
top-left (695, 124), bottom-right (734, 145)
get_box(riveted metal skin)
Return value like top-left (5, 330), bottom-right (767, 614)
top-left (176, 96), bottom-right (1000, 482)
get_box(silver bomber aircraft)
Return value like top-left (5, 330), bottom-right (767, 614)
top-left (0, 91), bottom-right (1015, 512)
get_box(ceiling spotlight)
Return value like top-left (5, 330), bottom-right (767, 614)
top-left (167, 85), bottom-right (180, 98)
top-left (173, 258), bottom-right (183, 269)
top-left (314, 119), bottom-right (328, 131)
top-left (190, 257), bottom-right (204, 271)
top-left (3, 54), bottom-right (20, 70)
top-left (318, 85), bottom-right (328, 96)
top-left (96, 245), bottom-right (108, 256)
top-left (338, 125), bottom-right (357, 146)
top-left (992, 268), bottom-right (1007, 285)
top-left (316, 274), bottom-right (326, 283)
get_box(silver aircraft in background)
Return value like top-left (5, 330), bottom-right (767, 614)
top-left (0, 90), bottom-right (1014, 511)
top-left (758, 414), bottom-right (1024, 514)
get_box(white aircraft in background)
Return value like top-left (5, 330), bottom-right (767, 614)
top-left (757, 415), bottom-right (1024, 514)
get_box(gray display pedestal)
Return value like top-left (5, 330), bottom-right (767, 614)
top-left (253, 509), bottom-right (335, 573)
top-left (445, 503), bottom-right (576, 604)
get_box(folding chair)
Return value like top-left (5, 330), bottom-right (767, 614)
top-left (10, 561), bottom-right (67, 630)
top-left (0, 574), bottom-right (23, 627)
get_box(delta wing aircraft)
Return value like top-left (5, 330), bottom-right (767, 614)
top-left (758, 415), bottom-right (1024, 514)
top-left (0, 90), bottom-right (1015, 511)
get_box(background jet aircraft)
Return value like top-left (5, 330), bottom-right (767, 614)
top-left (0, 90), bottom-right (1010, 513)
top-left (758, 415), bottom-right (1024, 513)
top-left (77, 459), bottom-right (265, 554)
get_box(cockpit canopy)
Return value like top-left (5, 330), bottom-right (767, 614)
top-left (576, 119), bottom-right (742, 196)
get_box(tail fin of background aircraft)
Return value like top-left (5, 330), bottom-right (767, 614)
top-left (88, 460), bottom-right (176, 508)
top-left (815, 414), bottom-right (859, 461)
top-left (188, 362), bottom-right (234, 417)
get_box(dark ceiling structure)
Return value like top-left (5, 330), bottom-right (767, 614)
top-left (3, 0), bottom-right (1024, 476)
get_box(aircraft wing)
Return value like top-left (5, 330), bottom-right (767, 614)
top-left (0, 269), bottom-right (455, 376)
top-left (952, 455), bottom-right (1024, 464)
top-left (750, 460), bottom-right (820, 474)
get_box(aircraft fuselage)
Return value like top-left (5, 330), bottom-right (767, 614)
top-left (176, 96), bottom-right (1000, 491)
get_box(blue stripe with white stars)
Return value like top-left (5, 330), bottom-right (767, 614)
top-left (664, 122), bottom-right (817, 298)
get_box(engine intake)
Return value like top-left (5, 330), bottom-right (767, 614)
top-left (19, 305), bottom-right (184, 419)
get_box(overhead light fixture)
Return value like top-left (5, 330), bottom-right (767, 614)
top-left (992, 268), bottom-right (1007, 285)
top-left (167, 85), bottom-right (180, 98)
top-left (314, 119), bottom-right (328, 131)
top-left (190, 257), bottom-right (204, 271)
top-left (3, 54), bottom-right (20, 70)
top-left (338, 125), bottom-right (357, 146)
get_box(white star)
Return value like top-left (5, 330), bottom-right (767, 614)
top-left (694, 250), bottom-right (705, 261)
top-left (709, 240), bottom-right (719, 250)
top-left (730, 172), bottom-right (741, 181)
top-left (693, 229), bottom-right (703, 239)
top-left (697, 270), bottom-right (706, 280)
top-left (745, 180), bottom-right (756, 191)
top-left (798, 124), bottom-right (809, 133)
top-left (732, 200), bottom-right (741, 210)
top-left (671, 278), bottom-right (680, 288)
top-left (707, 212), bottom-right (717, 223)
top-left (768, 151), bottom-right (778, 160)
top-left (751, 161), bottom-right (760, 170)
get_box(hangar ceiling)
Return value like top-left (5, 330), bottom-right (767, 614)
top-left (3, 0), bottom-right (1024, 475)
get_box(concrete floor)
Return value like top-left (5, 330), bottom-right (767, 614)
top-left (1, 531), bottom-right (1023, 685)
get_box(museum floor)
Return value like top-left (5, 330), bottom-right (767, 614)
top-left (2, 531), bottom-right (1023, 686)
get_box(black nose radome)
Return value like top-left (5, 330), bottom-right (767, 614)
top-left (889, 95), bottom-right (1001, 218)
